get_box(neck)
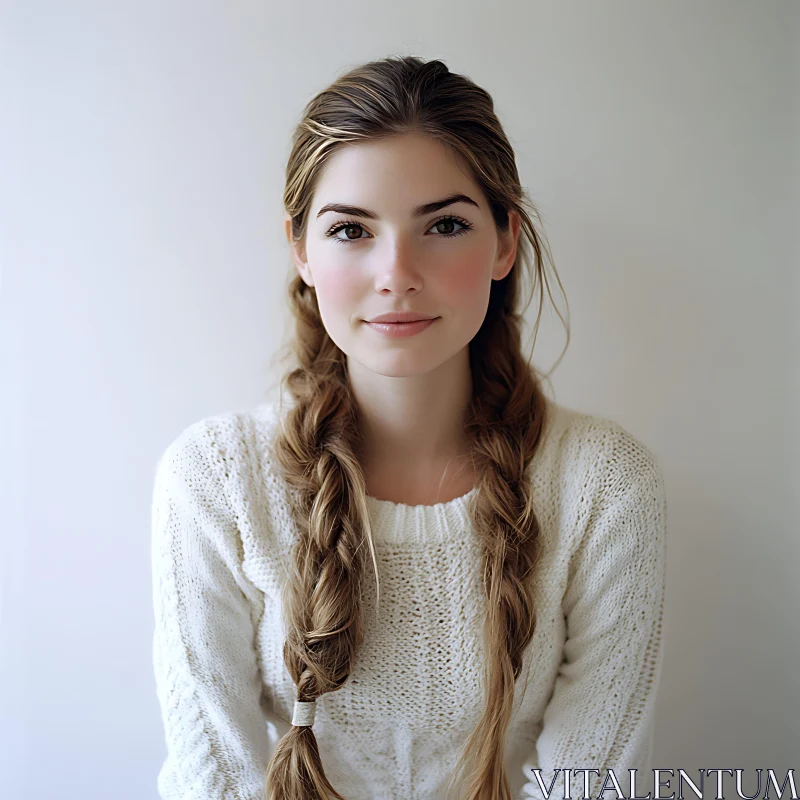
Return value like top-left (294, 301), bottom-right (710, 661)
top-left (347, 348), bottom-right (473, 468)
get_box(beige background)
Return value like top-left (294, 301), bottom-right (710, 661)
top-left (2, 1), bottom-right (797, 797)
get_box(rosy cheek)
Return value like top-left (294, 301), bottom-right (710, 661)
top-left (440, 256), bottom-right (489, 305)
top-left (313, 266), bottom-right (363, 312)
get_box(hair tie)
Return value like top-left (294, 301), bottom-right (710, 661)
top-left (291, 700), bottom-right (316, 727)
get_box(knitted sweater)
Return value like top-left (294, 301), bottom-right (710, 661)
top-left (151, 395), bottom-right (668, 800)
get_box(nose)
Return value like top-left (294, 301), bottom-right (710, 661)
top-left (375, 236), bottom-right (423, 295)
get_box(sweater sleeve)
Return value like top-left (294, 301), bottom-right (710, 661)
top-left (518, 427), bottom-right (668, 800)
top-left (151, 420), bottom-right (289, 800)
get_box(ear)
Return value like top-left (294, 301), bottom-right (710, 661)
top-left (285, 213), bottom-right (314, 287)
top-left (492, 208), bottom-right (521, 281)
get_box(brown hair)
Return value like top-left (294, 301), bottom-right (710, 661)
top-left (265, 55), bottom-right (569, 800)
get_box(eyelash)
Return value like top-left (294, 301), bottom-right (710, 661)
top-left (324, 214), bottom-right (473, 245)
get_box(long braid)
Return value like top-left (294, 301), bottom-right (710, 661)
top-left (446, 302), bottom-right (549, 800)
top-left (265, 278), bottom-right (379, 800)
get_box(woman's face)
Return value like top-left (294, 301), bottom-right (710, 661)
top-left (285, 132), bottom-right (519, 378)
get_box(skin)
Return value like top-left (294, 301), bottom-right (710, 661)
top-left (284, 131), bottom-right (520, 494)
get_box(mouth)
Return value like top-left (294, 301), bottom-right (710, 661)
top-left (365, 314), bottom-right (439, 324)
top-left (367, 318), bottom-right (436, 324)
top-left (363, 317), bottom-right (439, 338)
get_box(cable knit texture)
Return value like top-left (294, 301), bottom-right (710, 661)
top-left (151, 395), bottom-right (667, 800)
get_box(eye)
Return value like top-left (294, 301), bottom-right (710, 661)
top-left (325, 221), bottom-right (369, 244)
top-left (324, 214), bottom-right (474, 245)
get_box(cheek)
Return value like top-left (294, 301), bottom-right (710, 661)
top-left (313, 266), bottom-right (363, 316)
top-left (439, 255), bottom-right (491, 314)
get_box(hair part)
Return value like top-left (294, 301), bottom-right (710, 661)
top-left (265, 54), bottom-right (569, 800)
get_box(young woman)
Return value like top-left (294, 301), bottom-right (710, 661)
top-left (151, 56), bottom-right (667, 800)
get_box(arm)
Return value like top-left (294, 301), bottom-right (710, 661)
top-left (518, 427), bottom-right (668, 800)
top-left (151, 419), bottom-right (290, 800)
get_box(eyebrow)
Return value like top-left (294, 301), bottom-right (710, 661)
top-left (315, 192), bottom-right (480, 220)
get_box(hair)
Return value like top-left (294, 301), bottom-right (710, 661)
top-left (264, 55), bottom-right (569, 800)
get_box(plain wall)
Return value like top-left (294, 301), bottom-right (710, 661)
top-left (2, 1), bottom-right (797, 798)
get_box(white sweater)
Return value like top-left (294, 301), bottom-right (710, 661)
top-left (151, 396), bottom-right (667, 800)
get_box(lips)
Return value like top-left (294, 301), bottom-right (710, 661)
top-left (364, 317), bottom-right (438, 338)
top-left (374, 318), bottom-right (432, 324)
top-left (366, 312), bottom-right (439, 324)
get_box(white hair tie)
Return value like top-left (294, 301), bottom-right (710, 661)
top-left (291, 700), bottom-right (316, 727)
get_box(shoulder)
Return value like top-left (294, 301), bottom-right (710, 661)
top-left (546, 399), bottom-right (662, 476)
top-left (540, 404), bottom-right (667, 593)
top-left (155, 408), bottom-right (246, 481)
top-left (153, 399), bottom-right (286, 504)
top-left (540, 399), bottom-right (665, 507)
top-left (153, 395), bottom-right (298, 542)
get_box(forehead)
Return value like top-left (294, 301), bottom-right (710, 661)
top-left (310, 133), bottom-right (481, 215)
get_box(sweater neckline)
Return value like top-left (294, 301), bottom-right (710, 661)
top-left (363, 484), bottom-right (479, 545)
